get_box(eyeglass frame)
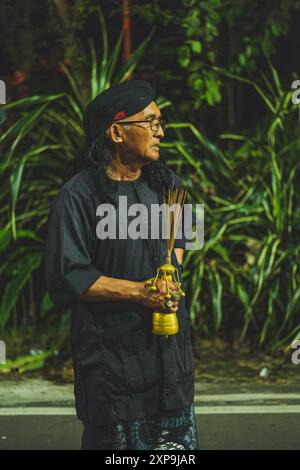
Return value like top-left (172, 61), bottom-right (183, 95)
top-left (115, 116), bottom-right (167, 133)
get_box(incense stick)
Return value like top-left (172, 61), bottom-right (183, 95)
top-left (163, 187), bottom-right (187, 263)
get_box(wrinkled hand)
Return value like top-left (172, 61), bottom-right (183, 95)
top-left (139, 278), bottom-right (179, 313)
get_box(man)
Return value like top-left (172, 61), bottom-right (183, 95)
top-left (45, 80), bottom-right (198, 450)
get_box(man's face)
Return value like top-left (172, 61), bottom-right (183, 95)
top-left (111, 101), bottom-right (165, 163)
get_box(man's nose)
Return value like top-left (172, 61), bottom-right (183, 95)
top-left (154, 124), bottom-right (164, 139)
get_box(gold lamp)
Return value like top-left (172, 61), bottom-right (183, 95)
top-left (145, 187), bottom-right (187, 337)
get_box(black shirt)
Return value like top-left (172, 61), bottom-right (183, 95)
top-left (45, 168), bottom-right (195, 425)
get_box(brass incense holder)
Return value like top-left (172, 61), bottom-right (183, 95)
top-left (145, 260), bottom-right (185, 336)
top-left (145, 187), bottom-right (187, 337)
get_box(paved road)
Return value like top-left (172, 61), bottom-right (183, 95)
top-left (0, 379), bottom-right (299, 450)
top-left (1, 412), bottom-right (300, 450)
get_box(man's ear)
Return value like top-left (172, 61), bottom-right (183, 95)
top-left (108, 124), bottom-right (124, 143)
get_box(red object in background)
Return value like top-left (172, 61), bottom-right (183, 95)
top-left (58, 58), bottom-right (71, 75)
top-left (122, 0), bottom-right (132, 76)
top-left (10, 69), bottom-right (28, 99)
top-left (12, 70), bottom-right (26, 86)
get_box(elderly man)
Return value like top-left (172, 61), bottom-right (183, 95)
top-left (45, 80), bottom-right (198, 450)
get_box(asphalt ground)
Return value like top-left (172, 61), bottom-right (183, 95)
top-left (0, 379), bottom-right (299, 450)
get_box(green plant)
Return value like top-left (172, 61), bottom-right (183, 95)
top-left (163, 59), bottom-right (300, 351)
top-left (177, 0), bottom-right (295, 108)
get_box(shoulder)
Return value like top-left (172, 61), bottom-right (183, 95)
top-left (60, 169), bottom-right (98, 199)
top-left (49, 169), bottom-right (99, 216)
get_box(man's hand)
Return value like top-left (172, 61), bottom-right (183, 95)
top-left (137, 278), bottom-right (179, 313)
top-left (81, 275), bottom-right (179, 313)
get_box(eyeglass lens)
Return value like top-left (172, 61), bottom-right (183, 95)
top-left (151, 118), bottom-right (166, 132)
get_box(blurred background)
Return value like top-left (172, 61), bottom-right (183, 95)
top-left (0, 1), bottom-right (300, 441)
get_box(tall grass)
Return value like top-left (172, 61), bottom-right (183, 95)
top-left (164, 60), bottom-right (300, 351)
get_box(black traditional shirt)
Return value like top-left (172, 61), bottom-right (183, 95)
top-left (45, 168), bottom-right (195, 426)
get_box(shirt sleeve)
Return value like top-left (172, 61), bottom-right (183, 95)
top-left (44, 189), bottom-right (103, 309)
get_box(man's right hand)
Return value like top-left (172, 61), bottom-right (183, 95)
top-left (81, 275), bottom-right (180, 311)
top-left (137, 278), bottom-right (179, 313)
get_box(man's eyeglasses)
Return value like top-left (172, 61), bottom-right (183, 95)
top-left (116, 116), bottom-right (166, 133)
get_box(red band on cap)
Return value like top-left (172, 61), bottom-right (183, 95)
top-left (113, 111), bottom-right (127, 122)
